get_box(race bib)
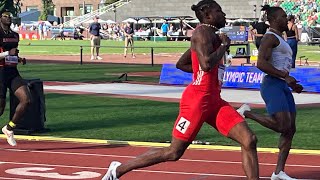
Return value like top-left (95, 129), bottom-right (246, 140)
top-left (218, 64), bottom-right (225, 83)
top-left (5, 56), bottom-right (19, 66)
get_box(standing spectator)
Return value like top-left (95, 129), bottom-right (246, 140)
top-left (38, 22), bottom-right (44, 40)
top-left (123, 22), bottom-right (135, 58)
top-left (285, 15), bottom-right (299, 68)
top-left (161, 20), bottom-right (169, 36)
top-left (89, 16), bottom-right (102, 60)
top-left (250, 16), bottom-right (269, 49)
top-left (43, 23), bottom-right (48, 40)
top-left (59, 23), bottom-right (65, 41)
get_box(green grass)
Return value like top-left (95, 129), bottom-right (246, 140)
top-left (19, 63), bottom-right (162, 83)
top-left (1, 94), bottom-right (319, 150)
top-left (18, 40), bottom-right (320, 62)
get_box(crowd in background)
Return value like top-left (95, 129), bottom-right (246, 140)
top-left (270, 0), bottom-right (320, 27)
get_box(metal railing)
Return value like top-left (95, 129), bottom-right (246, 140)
top-left (63, 0), bottom-right (131, 27)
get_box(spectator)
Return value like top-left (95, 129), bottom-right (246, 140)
top-left (38, 22), bottom-right (44, 40)
top-left (89, 16), bottom-right (102, 60)
top-left (43, 23), bottom-right (48, 40)
top-left (59, 23), bottom-right (65, 41)
top-left (123, 22), bottom-right (135, 58)
top-left (161, 20), bottom-right (169, 36)
top-left (250, 15), bottom-right (269, 49)
top-left (285, 15), bottom-right (299, 68)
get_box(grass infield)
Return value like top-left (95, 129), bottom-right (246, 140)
top-left (1, 93), bottom-right (318, 150)
top-left (18, 40), bottom-right (320, 62)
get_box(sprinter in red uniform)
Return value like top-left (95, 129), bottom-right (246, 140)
top-left (102, 1), bottom-right (259, 179)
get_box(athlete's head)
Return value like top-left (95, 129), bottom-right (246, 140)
top-left (0, 9), bottom-right (13, 26)
top-left (261, 5), bottom-right (288, 32)
top-left (191, 0), bottom-right (226, 29)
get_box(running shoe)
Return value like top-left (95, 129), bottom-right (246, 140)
top-left (2, 125), bottom-right (17, 146)
top-left (102, 161), bottom-right (121, 180)
top-left (271, 171), bottom-right (298, 180)
top-left (236, 103), bottom-right (251, 118)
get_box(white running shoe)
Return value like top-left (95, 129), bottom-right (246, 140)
top-left (271, 171), bottom-right (298, 180)
top-left (96, 56), bottom-right (103, 60)
top-left (237, 103), bottom-right (251, 118)
top-left (91, 56), bottom-right (95, 60)
top-left (102, 161), bottom-right (121, 180)
top-left (2, 125), bottom-right (17, 146)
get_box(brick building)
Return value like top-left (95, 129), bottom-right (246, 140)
top-left (21, 0), bottom-right (103, 20)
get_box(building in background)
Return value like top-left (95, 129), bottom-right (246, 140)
top-left (20, 0), bottom-right (106, 22)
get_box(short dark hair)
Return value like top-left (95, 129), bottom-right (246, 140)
top-left (191, 0), bottom-right (217, 22)
top-left (261, 5), bottom-right (282, 22)
top-left (287, 15), bottom-right (295, 21)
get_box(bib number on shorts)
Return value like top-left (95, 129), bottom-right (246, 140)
top-left (176, 117), bottom-right (190, 134)
top-left (5, 56), bottom-right (18, 66)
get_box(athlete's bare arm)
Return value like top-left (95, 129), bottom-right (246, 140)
top-left (176, 48), bottom-right (192, 73)
top-left (191, 27), bottom-right (228, 72)
top-left (257, 34), bottom-right (298, 86)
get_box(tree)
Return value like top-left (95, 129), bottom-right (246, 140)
top-left (0, 0), bottom-right (17, 16)
top-left (39, 0), bottom-right (55, 21)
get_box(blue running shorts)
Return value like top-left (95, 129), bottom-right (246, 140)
top-left (260, 75), bottom-right (296, 115)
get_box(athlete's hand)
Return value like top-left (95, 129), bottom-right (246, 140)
top-left (290, 83), bottom-right (303, 93)
top-left (9, 48), bottom-right (19, 56)
top-left (219, 33), bottom-right (231, 48)
top-left (284, 75), bottom-right (297, 86)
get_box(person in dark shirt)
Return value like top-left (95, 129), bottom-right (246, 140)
top-left (89, 16), bottom-right (102, 60)
top-left (0, 9), bottom-right (30, 146)
top-left (285, 15), bottom-right (299, 68)
top-left (250, 16), bottom-right (269, 49)
top-left (123, 22), bottom-right (135, 58)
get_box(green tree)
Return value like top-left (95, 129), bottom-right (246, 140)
top-left (39, 0), bottom-right (55, 21)
top-left (0, 0), bottom-right (17, 16)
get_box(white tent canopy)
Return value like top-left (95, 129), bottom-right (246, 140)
top-left (106, 19), bottom-right (116, 24)
top-left (122, 18), bottom-right (137, 23)
top-left (137, 19), bottom-right (150, 24)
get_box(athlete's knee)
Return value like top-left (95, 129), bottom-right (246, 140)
top-left (242, 134), bottom-right (258, 150)
top-left (19, 96), bottom-right (31, 107)
top-left (165, 147), bottom-right (185, 161)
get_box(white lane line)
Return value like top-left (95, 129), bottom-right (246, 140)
top-left (0, 161), bottom-right (270, 179)
top-left (0, 148), bottom-right (319, 168)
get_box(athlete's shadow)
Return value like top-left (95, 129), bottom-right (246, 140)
top-left (27, 144), bottom-right (129, 151)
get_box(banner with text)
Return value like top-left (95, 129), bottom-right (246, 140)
top-left (159, 64), bottom-right (320, 93)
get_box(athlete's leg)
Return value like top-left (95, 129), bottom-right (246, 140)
top-left (244, 111), bottom-right (292, 133)
top-left (242, 85), bottom-right (296, 175)
top-left (9, 85), bottom-right (31, 128)
top-left (215, 104), bottom-right (259, 180)
top-left (228, 122), bottom-right (259, 180)
top-left (116, 137), bottom-right (189, 178)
